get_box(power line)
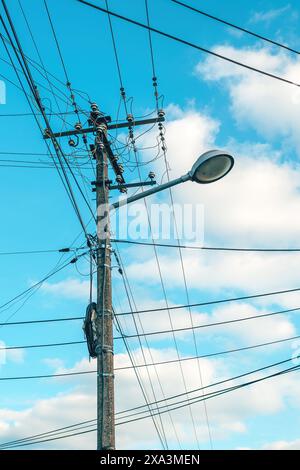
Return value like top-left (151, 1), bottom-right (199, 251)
top-left (0, 419), bottom-right (96, 449)
top-left (0, 369), bottom-right (96, 381)
top-left (114, 287), bottom-right (300, 317)
top-left (0, 2), bottom-right (95, 241)
top-left (0, 246), bottom-right (84, 256)
top-left (0, 340), bottom-right (85, 351)
top-left (0, 163), bottom-right (93, 170)
top-left (78, 1), bottom-right (300, 89)
top-left (2, 360), bottom-right (299, 448)
top-left (43, 0), bottom-right (96, 198)
top-left (0, 111), bottom-right (76, 117)
top-left (1, 325), bottom-right (299, 363)
top-left (0, 427), bottom-right (97, 449)
top-left (18, 0), bottom-right (65, 122)
top-left (1, 304), bottom-right (299, 330)
top-left (0, 250), bottom-right (88, 313)
top-left (144, 0), bottom-right (210, 446)
top-left (114, 333), bottom-right (300, 370)
top-left (116, 356), bottom-right (298, 417)
top-left (0, 316), bottom-right (83, 326)
top-left (171, 0), bottom-right (300, 55)
top-left (114, 251), bottom-right (172, 448)
top-left (2, 328), bottom-right (297, 360)
top-left (114, 304), bottom-right (300, 338)
top-left (111, 238), bottom-right (300, 252)
top-left (104, 0), bottom-right (124, 91)
top-left (0, 36), bottom-right (72, 111)
top-left (114, 310), bottom-right (169, 449)
top-left (0, 14), bottom-right (91, 240)
top-left (43, 0), bottom-right (70, 85)
top-left (117, 364), bottom-right (300, 426)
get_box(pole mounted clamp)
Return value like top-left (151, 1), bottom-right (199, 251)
top-left (100, 309), bottom-right (113, 317)
top-left (102, 345), bottom-right (114, 354)
top-left (99, 372), bottom-right (115, 378)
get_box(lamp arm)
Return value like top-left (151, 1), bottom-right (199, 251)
top-left (110, 173), bottom-right (190, 210)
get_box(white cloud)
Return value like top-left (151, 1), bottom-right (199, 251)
top-left (263, 438), bottom-right (300, 449)
top-left (195, 45), bottom-right (300, 151)
top-left (41, 278), bottom-right (92, 301)
top-left (249, 5), bottom-right (291, 24)
top-left (126, 248), bottom-right (300, 294)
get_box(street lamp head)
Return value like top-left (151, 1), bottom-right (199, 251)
top-left (189, 150), bottom-right (234, 184)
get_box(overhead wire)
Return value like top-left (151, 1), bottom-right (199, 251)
top-left (43, 0), bottom-right (96, 194)
top-left (0, 249), bottom-right (88, 315)
top-left (113, 308), bottom-right (168, 449)
top-left (114, 286), bottom-right (300, 316)
top-left (115, 357), bottom-right (300, 419)
top-left (1, 331), bottom-right (299, 361)
top-left (78, 1), bottom-right (300, 89)
top-left (1, 303), bottom-right (299, 330)
top-left (0, 18), bottom-right (88, 238)
top-left (1, 359), bottom-right (299, 448)
top-left (144, 2), bottom-right (212, 447)
top-left (171, 0), bottom-right (300, 55)
top-left (111, 238), bottom-right (300, 252)
top-left (0, 1), bottom-right (94, 242)
top-left (116, 364), bottom-right (300, 426)
top-left (113, 250), bottom-right (182, 448)
top-left (113, 249), bottom-right (170, 449)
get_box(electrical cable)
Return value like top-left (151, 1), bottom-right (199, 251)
top-left (113, 253), bottom-right (181, 448)
top-left (171, 0), bottom-right (300, 55)
top-left (0, 3), bottom-right (95, 241)
top-left (0, 246), bottom-right (83, 256)
top-left (1, 360), bottom-right (299, 448)
top-left (111, 238), bottom-right (300, 252)
top-left (0, 249), bottom-right (88, 313)
top-left (116, 364), bottom-right (300, 425)
top-left (78, 1), bottom-right (300, 89)
top-left (114, 286), bottom-right (300, 316)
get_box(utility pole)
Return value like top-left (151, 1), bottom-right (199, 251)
top-left (93, 103), bottom-right (115, 450)
top-left (44, 105), bottom-right (164, 450)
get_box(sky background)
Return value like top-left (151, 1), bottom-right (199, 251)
top-left (1, 0), bottom-right (300, 450)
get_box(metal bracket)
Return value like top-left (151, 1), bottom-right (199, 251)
top-left (109, 180), bottom-right (156, 190)
top-left (91, 179), bottom-right (112, 186)
top-left (43, 116), bottom-right (165, 139)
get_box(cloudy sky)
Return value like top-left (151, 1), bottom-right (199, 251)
top-left (1, 0), bottom-right (300, 450)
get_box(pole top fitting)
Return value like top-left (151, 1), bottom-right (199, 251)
top-left (96, 123), bottom-right (107, 135)
top-left (91, 102), bottom-right (99, 112)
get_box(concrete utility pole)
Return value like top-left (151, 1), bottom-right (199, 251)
top-left (93, 104), bottom-right (115, 450)
top-left (44, 105), bottom-right (165, 450)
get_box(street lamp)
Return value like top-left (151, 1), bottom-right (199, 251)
top-left (111, 149), bottom-right (234, 209)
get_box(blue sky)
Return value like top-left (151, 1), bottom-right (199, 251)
top-left (1, 0), bottom-right (300, 450)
